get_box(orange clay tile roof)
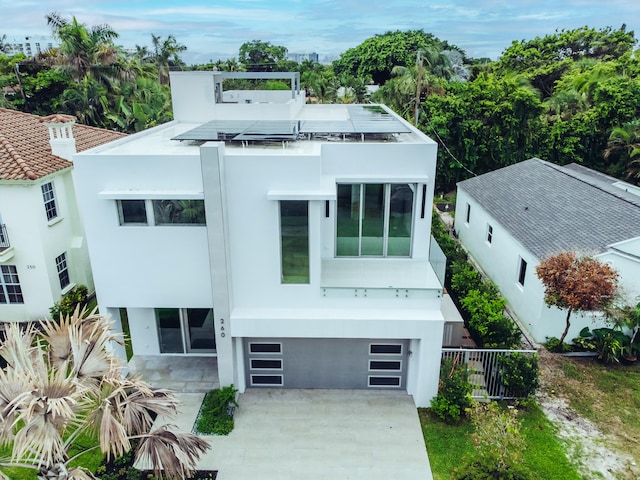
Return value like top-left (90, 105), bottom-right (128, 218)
top-left (0, 108), bottom-right (126, 181)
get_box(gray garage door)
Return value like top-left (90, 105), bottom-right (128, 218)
top-left (244, 338), bottom-right (409, 390)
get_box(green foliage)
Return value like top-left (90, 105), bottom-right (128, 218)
top-left (499, 353), bottom-right (540, 398)
top-left (455, 402), bottom-right (533, 480)
top-left (430, 358), bottom-right (473, 423)
top-left (50, 284), bottom-right (89, 321)
top-left (332, 29), bottom-right (460, 85)
top-left (545, 336), bottom-right (573, 353)
top-left (591, 328), bottom-right (626, 363)
top-left (239, 40), bottom-right (287, 72)
top-left (571, 327), bottom-right (596, 351)
top-left (195, 385), bottom-right (239, 435)
top-left (460, 290), bottom-right (520, 348)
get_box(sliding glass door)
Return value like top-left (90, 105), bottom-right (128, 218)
top-left (156, 308), bottom-right (216, 354)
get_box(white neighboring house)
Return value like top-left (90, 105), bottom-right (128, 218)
top-left (0, 108), bottom-right (125, 322)
top-left (455, 158), bottom-right (640, 343)
top-left (72, 71), bottom-right (455, 407)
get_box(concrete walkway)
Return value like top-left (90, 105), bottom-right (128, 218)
top-left (151, 389), bottom-right (433, 480)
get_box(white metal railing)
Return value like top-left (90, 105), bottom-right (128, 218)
top-left (441, 348), bottom-right (537, 399)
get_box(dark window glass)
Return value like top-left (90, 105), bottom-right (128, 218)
top-left (251, 359), bottom-right (283, 369)
top-left (518, 259), bottom-right (527, 286)
top-left (41, 182), bottom-right (58, 221)
top-left (369, 376), bottom-right (401, 386)
top-left (153, 200), bottom-right (206, 225)
top-left (0, 265), bottom-right (23, 304)
top-left (370, 360), bottom-right (401, 370)
top-left (249, 343), bottom-right (282, 354)
top-left (251, 375), bottom-right (283, 385)
top-left (119, 200), bottom-right (147, 224)
top-left (280, 201), bottom-right (309, 283)
top-left (370, 344), bottom-right (402, 355)
top-left (156, 308), bottom-right (184, 353)
top-left (55, 253), bottom-right (70, 289)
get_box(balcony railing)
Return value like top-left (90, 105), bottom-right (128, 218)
top-left (0, 224), bottom-right (10, 250)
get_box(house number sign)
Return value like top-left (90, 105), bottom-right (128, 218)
top-left (219, 318), bottom-right (225, 337)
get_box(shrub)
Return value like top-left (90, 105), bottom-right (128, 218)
top-left (195, 385), bottom-right (239, 435)
top-left (544, 336), bottom-right (572, 353)
top-left (430, 358), bottom-right (473, 423)
top-left (461, 290), bottom-right (520, 348)
top-left (451, 261), bottom-right (484, 298)
top-left (50, 284), bottom-right (89, 321)
top-left (499, 353), bottom-right (540, 398)
top-left (455, 402), bottom-right (533, 480)
top-left (592, 328), bottom-right (626, 364)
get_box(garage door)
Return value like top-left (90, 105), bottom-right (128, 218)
top-left (244, 338), bottom-right (409, 390)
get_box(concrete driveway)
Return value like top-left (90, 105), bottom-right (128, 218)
top-left (156, 388), bottom-right (433, 480)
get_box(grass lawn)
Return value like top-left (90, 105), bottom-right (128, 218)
top-left (419, 402), bottom-right (582, 480)
top-left (0, 432), bottom-right (104, 479)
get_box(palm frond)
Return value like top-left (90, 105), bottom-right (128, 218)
top-left (135, 426), bottom-right (210, 480)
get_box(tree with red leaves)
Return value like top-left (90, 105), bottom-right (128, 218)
top-left (535, 251), bottom-right (619, 346)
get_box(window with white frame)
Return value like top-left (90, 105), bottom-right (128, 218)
top-left (156, 308), bottom-right (216, 353)
top-left (41, 182), bottom-right (58, 221)
top-left (486, 224), bottom-right (493, 244)
top-left (56, 253), bottom-right (70, 289)
top-left (465, 203), bottom-right (471, 224)
top-left (517, 257), bottom-right (527, 287)
top-left (117, 200), bottom-right (205, 226)
top-left (336, 183), bottom-right (415, 257)
top-left (0, 265), bottom-right (24, 304)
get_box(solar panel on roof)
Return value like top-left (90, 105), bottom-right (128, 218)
top-left (171, 106), bottom-right (411, 142)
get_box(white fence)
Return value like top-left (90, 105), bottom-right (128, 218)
top-left (441, 348), bottom-right (537, 400)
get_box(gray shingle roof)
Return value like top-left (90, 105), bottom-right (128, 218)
top-left (457, 158), bottom-right (640, 259)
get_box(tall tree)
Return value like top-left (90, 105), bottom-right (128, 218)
top-left (536, 251), bottom-right (619, 346)
top-left (149, 34), bottom-right (187, 84)
top-left (46, 12), bottom-right (123, 85)
top-left (0, 309), bottom-right (209, 479)
top-left (238, 40), bottom-right (286, 72)
top-left (605, 120), bottom-right (640, 181)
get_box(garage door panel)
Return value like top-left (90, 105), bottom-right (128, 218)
top-left (245, 338), bottom-right (408, 390)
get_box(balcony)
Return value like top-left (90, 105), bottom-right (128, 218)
top-left (0, 224), bottom-right (14, 262)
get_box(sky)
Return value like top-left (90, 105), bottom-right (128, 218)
top-left (1, 0), bottom-right (638, 65)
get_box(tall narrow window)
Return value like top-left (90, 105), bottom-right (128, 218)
top-left (0, 265), bottom-right (23, 304)
top-left (517, 258), bottom-right (527, 287)
top-left (280, 201), bottom-right (309, 284)
top-left (336, 183), bottom-right (414, 257)
top-left (56, 252), bottom-right (70, 289)
top-left (465, 203), bottom-right (471, 224)
top-left (486, 224), bottom-right (493, 244)
top-left (41, 182), bottom-right (58, 221)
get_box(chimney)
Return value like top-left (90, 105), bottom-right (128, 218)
top-left (39, 113), bottom-right (77, 161)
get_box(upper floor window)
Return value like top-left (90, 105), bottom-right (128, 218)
top-left (280, 200), bottom-right (309, 284)
top-left (41, 182), bottom-right (58, 221)
top-left (117, 200), bottom-right (206, 226)
top-left (465, 203), bottom-right (471, 224)
top-left (486, 224), bottom-right (493, 244)
top-left (336, 183), bottom-right (414, 257)
top-left (56, 252), bottom-right (70, 289)
top-left (517, 257), bottom-right (527, 287)
top-left (0, 265), bottom-right (24, 304)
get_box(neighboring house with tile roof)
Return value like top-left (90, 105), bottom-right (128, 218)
top-left (71, 71), bottom-right (457, 407)
top-left (0, 108), bottom-right (125, 322)
top-left (455, 158), bottom-right (640, 343)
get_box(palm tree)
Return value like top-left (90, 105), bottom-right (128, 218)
top-left (605, 120), bottom-right (640, 182)
top-left (0, 34), bottom-right (11, 54)
top-left (46, 13), bottom-right (122, 85)
top-left (150, 34), bottom-right (187, 84)
top-left (0, 308), bottom-right (210, 480)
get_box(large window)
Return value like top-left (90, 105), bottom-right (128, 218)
top-left (156, 308), bottom-right (216, 354)
top-left (117, 200), bottom-right (205, 226)
top-left (0, 265), bottom-right (23, 304)
top-left (280, 200), bottom-right (309, 284)
top-left (41, 182), bottom-right (58, 221)
top-left (336, 183), bottom-right (414, 257)
top-left (55, 252), bottom-right (70, 289)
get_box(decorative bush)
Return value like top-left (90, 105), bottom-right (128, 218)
top-left (544, 336), bottom-right (573, 353)
top-left (499, 353), bottom-right (540, 398)
top-left (430, 358), bottom-right (473, 423)
top-left (195, 385), bottom-right (239, 435)
top-left (49, 284), bottom-right (89, 321)
top-left (455, 402), bottom-right (533, 480)
top-left (461, 290), bottom-right (521, 348)
top-left (591, 328), bottom-right (626, 364)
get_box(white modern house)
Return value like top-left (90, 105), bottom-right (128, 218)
top-left (0, 108), bottom-right (124, 322)
top-left (455, 158), bottom-right (640, 343)
top-left (73, 71), bottom-right (453, 407)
